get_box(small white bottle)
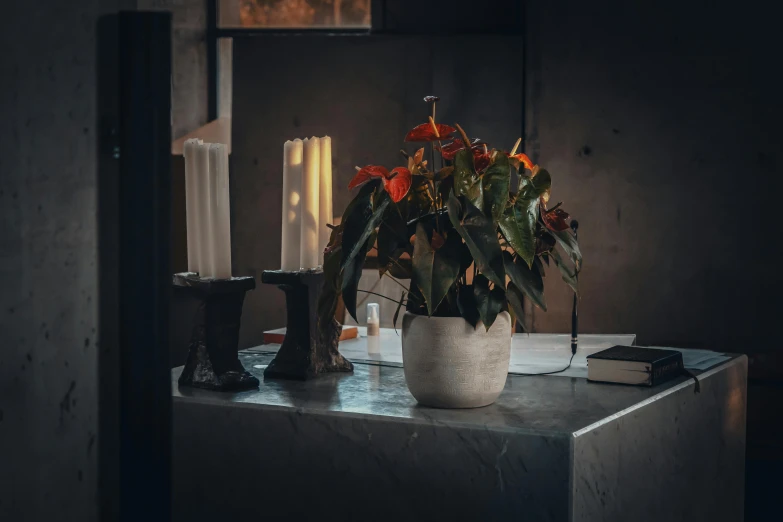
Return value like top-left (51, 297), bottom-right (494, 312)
top-left (366, 302), bottom-right (380, 337)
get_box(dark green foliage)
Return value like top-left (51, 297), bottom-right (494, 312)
top-left (320, 118), bottom-right (580, 332)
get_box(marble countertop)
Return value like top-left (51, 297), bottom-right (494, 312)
top-left (172, 346), bottom-right (744, 437)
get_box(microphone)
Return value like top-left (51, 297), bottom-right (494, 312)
top-left (570, 220), bottom-right (579, 355)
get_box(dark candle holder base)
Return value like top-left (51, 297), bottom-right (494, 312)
top-left (174, 272), bottom-right (260, 391)
top-left (261, 268), bottom-right (353, 380)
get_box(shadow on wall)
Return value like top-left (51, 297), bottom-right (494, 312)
top-left (524, 0), bottom-right (783, 353)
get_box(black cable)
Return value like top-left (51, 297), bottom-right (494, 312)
top-left (510, 351), bottom-right (576, 376)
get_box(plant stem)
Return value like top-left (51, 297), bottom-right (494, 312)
top-left (455, 124), bottom-right (471, 151)
top-left (357, 289), bottom-right (406, 306)
top-left (382, 271), bottom-right (411, 295)
top-left (387, 256), bottom-right (411, 277)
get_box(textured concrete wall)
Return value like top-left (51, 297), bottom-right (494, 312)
top-left (138, 0), bottom-right (207, 139)
top-left (525, 0), bottom-right (782, 352)
top-left (0, 1), bottom-right (132, 520)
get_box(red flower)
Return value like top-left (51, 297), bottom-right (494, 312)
top-left (542, 205), bottom-right (571, 232)
top-left (436, 138), bottom-right (491, 171)
top-left (404, 122), bottom-right (456, 142)
top-left (348, 165), bottom-right (412, 203)
top-left (508, 152), bottom-right (535, 171)
top-left (436, 138), bottom-right (484, 160)
top-left (474, 152), bottom-right (491, 172)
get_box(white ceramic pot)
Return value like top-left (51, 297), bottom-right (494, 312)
top-left (401, 311), bottom-right (512, 408)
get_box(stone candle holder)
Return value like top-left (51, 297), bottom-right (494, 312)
top-left (174, 272), bottom-right (259, 391)
top-left (261, 268), bottom-right (353, 380)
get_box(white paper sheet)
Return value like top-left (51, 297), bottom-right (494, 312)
top-left (251, 329), bottom-right (731, 378)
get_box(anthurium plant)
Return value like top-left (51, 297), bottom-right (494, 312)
top-left (318, 97), bottom-right (581, 332)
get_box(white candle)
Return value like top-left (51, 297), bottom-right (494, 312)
top-left (208, 143), bottom-right (232, 279)
top-left (281, 139), bottom-right (303, 271)
top-left (318, 136), bottom-right (333, 266)
top-left (300, 137), bottom-right (321, 269)
top-left (196, 142), bottom-right (215, 278)
top-left (183, 138), bottom-right (203, 274)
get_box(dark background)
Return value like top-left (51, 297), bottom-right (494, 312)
top-left (1, 0), bottom-right (781, 520)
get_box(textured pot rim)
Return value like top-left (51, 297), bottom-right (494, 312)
top-left (402, 310), bottom-right (511, 323)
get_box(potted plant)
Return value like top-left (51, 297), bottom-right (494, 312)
top-left (318, 97), bottom-right (581, 408)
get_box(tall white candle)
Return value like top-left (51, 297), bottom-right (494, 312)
top-left (318, 136), bottom-right (333, 266)
top-left (281, 139), bottom-right (303, 271)
top-left (300, 137), bottom-right (321, 269)
top-left (208, 143), bottom-right (232, 279)
top-left (183, 138), bottom-right (203, 274)
top-left (196, 142), bottom-right (215, 278)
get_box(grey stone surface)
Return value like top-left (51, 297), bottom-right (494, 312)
top-left (0, 1), bottom-right (133, 519)
top-left (172, 352), bottom-right (746, 521)
top-left (572, 356), bottom-right (747, 521)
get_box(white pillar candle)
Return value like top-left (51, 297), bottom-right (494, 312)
top-left (318, 136), bottom-right (333, 266)
top-left (281, 139), bottom-right (303, 271)
top-left (196, 142), bottom-right (215, 278)
top-left (208, 143), bottom-right (232, 279)
top-left (300, 137), bottom-right (321, 269)
top-left (183, 138), bottom-right (203, 274)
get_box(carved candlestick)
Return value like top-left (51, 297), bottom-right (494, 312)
top-left (174, 272), bottom-right (260, 391)
top-left (261, 268), bottom-right (353, 380)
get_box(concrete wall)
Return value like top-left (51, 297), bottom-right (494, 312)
top-left (138, 0), bottom-right (208, 139)
top-left (525, 0), bottom-right (783, 353)
top-left (0, 1), bottom-right (134, 520)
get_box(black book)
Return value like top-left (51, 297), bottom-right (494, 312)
top-left (586, 346), bottom-right (684, 386)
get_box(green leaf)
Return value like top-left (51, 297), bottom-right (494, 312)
top-left (457, 284), bottom-right (480, 328)
top-left (548, 228), bottom-right (582, 269)
top-left (481, 153), bottom-right (511, 223)
top-left (393, 291), bottom-right (405, 332)
top-left (521, 169), bottom-right (552, 197)
top-left (438, 175), bottom-right (455, 208)
top-left (412, 222), bottom-right (461, 316)
top-left (405, 278), bottom-right (427, 315)
top-left (503, 250), bottom-right (546, 311)
top-left (399, 175), bottom-right (433, 222)
top-left (318, 243), bottom-right (343, 326)
top-left (505, 282), bottom-right (526, 332)
top-left (377, 204), bottom-right (410, 276)
top-left (341, 231), bottom-right (375, 322)
top-left (499, 171), bottom-right (551, 268)
top-left (453, 149), bottom-right (482, 209)
top-left (550, 248), bottom-right (579, 297)
top-left (447, 192), bottom-right (506, 288)
top-left (341, 182), bottom-right (389, 269)
top-left (498, 204), bottom-right (535, 269)
top-left (534, 255), bottom-right (546, 277)
top-left (473, 274), bottom-right (505, 330)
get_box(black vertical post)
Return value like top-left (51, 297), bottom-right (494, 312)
top-left (97, 13), bottom-right (121, 522)
top-left (207, 0), bottom-right (218, 121)
top-left (117, 11), bottom-right (172, 522)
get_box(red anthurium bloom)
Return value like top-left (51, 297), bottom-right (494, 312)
top-left (474, 152), bottom-right (491, 172)
top-left (542, 205), bottom-right (571, 232)
top-left (404, 122), bottom-right (456, 142)
top-left (348, 165), bottom-right (412, 203)
top-left (437, 138), bottom-right (491, 171)
top-left (507, 152), bottom-right (535, 171)
top-left (436, 138), bottom-right (484, 160)
top-left (347, 165), bottom-right (387, 190)
top-left (383, 167), bottom-right (413, 203)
